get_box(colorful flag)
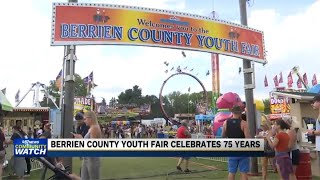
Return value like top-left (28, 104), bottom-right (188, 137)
top-left (55, 70), bottom-right (62, 91)
top-left (303, 73), bottom-right (308, 85)
top-left (297, 78), bottom-right (302, 88)
top-left (15, 89), bottom-right (20, 103)
top-left (83, 71), bottom-right (93, 85)
top-left (1, 88), bottom-right (6, 95)
top-left (83, 72), bottom-right (96, 94)
top-left (279, 72), bottom-right (283, 83)
top-left (287, 72), bottom-right (293, 88)
top-left (273, 75), bottom-right (279, 87)
top-left (264, 75), bottom-right (268, 87)
top-left (312, 74), bottom-right (318, 86)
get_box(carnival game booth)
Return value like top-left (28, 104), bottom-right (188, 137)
top-left (195, 114), bottom-right (215, 138)
top-left (3, 107), bottom-right (50, 136)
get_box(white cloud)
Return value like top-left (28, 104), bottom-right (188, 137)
top-left (246, 0), bottom-right (320, 100)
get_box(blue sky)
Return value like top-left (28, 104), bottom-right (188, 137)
top-left (0, 0), bottom-right (319, 107)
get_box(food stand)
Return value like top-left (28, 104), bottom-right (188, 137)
top-left (271, 89), bottom-right (319, 176)
top-left (3, 107), bottom-right (50, 136)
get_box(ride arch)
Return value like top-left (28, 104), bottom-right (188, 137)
top-left (159, 72), bottom-right (208, 123)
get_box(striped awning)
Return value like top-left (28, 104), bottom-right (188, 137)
top-left (0, 91), bottom-right (13, 111)
top-left (13, 107), bottom-right (50, 112)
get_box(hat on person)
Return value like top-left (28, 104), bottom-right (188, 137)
top-left (75, 112), bottom-right (84, 121)
top-left (231, 105), bottom-right (242, 114)
top-left (313, 95), bottom-right (320, 102)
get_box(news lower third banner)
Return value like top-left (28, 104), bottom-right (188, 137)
top-left (14, 138), bottom-right (264, 157)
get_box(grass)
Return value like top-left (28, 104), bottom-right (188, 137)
top-left (3, 158), bottom-right (320, 180)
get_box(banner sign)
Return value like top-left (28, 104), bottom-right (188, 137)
top-left (51, 3), bottom-right (266, 63)
top-left (270, 97), bottom-right (290, 114)
top-left (14, 138), bottom-right (264, 157)
top-left (74, 96), bottom-right (92, 115)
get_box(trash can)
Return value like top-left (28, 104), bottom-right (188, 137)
top-left (295, 149), bottom-right (312, 180)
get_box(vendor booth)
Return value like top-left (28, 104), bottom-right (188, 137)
top-left (271, 88), bottom-right (319, 177)
top-left (195, 114), bottom-right (215, 137)
top-left (3, 107), bottom-right (50, 136)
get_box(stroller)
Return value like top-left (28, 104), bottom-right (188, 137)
top-left (35, 157), bottom-right (72, 180)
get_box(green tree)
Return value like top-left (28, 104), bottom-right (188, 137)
top-left (263, 98), bottom-right (271, 114)
top-left (109, 97), bottom-right (117, 107)
top-left (74, 74), bottom-right (88, 97)
top-left (117, 85), bottom-right (143, 105)
top-left (40, 74), bottom-right (87, 108)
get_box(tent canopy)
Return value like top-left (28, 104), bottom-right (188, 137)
top-left (0, 91), bottom-right (13, 111)
top-left (308, 84), bottom-right (320, 94)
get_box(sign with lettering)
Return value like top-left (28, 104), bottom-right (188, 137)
top-left (51, 3), bottom-right (266, 63)
top-left (74, 96), bottom-right (92, 115)
top-left (270, 97), bottom-right (290, 114)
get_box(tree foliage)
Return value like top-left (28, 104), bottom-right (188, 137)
top-left (116, 85), bottom-right (214, 118)
top-left (263, 98), bottom-right (271, 114)
top-left (40, 74), bottom-right (87, 108)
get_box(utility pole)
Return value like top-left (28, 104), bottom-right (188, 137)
top-left (239, 0), bottom-right (258, 175)
top-left (62, 0), bottom-right (78, 171)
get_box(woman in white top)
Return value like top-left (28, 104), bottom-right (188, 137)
top-left (256, 121), bottom-right (275, 180)
top-left (71, 111), bottom-right (102, 180)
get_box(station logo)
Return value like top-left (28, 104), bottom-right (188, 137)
top-left (14, 139), bottom-right (47, 157)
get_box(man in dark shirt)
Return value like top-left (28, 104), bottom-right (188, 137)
top-left (222, 106), bottom-right (250, 180)
top-left (39, 123), bottom-right (52, 139)
top-left (40, 123), bottom-right (53, 180)
top-left (75, 112), bottom-right (89, 137)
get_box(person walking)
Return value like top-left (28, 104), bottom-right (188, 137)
top-left (72, 111), bottom-right (102, 180)
top-left (0, 128), bottom-right (6, 179)
top-left (308, 95), bottom-right (320, 169)
top-left (222, 106), bottom-right (250, 180)
top-left (5, 126), bottom-right (26, 180)
top-left (176, 120), bottom-right (191, 173)
top-left (39, 123), bottom-right (53, 180)
top-left (15, 120), bottom-right (31, 176)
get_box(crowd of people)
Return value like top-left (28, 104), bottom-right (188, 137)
top-left (1, 94), bottom-right (320, 180)
top-left (221, 94), bottom-right (320, 180)
top-left (0, 120), bottom-right (52, 179)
